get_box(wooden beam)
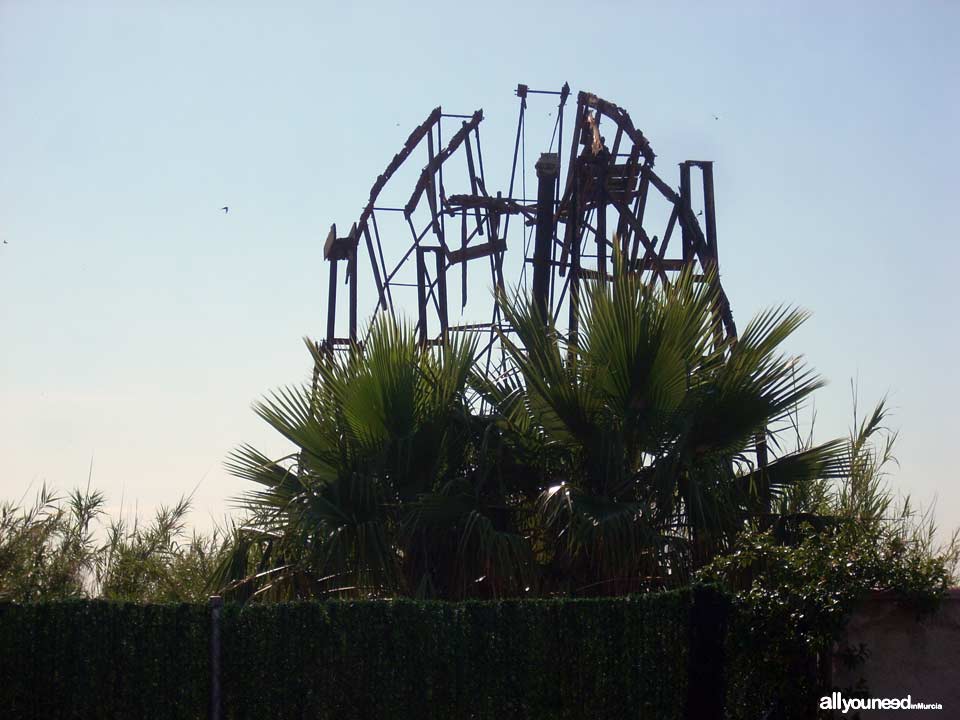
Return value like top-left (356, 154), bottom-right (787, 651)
top-left (405, 110), bottom-right (483, 217)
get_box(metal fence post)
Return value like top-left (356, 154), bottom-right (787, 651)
top-left (685, 585), bottom-right (729, 720)
top-left (209, 595), bottom-right (223, 720)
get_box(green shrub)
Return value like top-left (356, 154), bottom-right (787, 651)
top-left (702, 524), bottom-right (952, 719)
top-left (701, 397), bottom-right (959, 719)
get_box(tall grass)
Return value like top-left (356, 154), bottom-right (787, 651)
top-left (0, 485), bottom-right (230, 602)
top-left (776, 384), bottom-right (960, 582)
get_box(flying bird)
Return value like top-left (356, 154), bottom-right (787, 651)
top-left (713, 115), bottom-right (720, 120)
top-left (221, 206), bottom-right (229, 214)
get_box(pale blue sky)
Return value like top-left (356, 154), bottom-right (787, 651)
top-left (2, 1), bottom-right (958, 535)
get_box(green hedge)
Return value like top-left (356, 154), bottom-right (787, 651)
top-left (1, 588), bottom-right (723, 719)
top-left (0, 600), bottom-right (208, 720)
top-left (221, 592), bottom-right (693, 720)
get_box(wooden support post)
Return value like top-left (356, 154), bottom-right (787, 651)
top-left (461, 209), bottom-right (468, 307)
top-left (556, 83), bottom-right (568, 211)
top-left (416, 248), bottom-right (427, 344)
top-left (348, 246), bottom-right (358, 342)
top-left (567, 172), bottom-right (581, 353)
top-left (434, 248), bottom-right (448, 340)
top-left (596, 161), bottom-right (608, 277)
top-left (533, 153), bottom-right (560, 322)
top-left (326, 258), bottom-right (338, 345)
top-left (701, 161), bottom-right (718, 259)
top-left (324, 223), bottom-right (360, 344)
top-left (679, 162), bottom-right (693, 264)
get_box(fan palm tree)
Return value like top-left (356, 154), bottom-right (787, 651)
top-left (215, 261), bottom-right (846, 600)
top-left (473, 262), bottom-right (847, 592)
top-left (212, 317), bottom-right (531, 600)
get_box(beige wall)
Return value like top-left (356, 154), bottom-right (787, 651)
top-left (831, 589), bottom-right (960, 717)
